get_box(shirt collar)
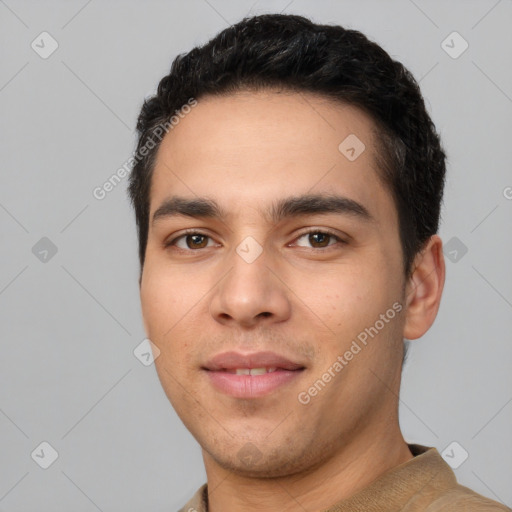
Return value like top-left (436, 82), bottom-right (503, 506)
top-left (179, 444), bottom-right (456, 512)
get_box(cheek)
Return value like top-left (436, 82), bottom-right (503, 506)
top-left (297, 258), bottom-right (401, 362)
top-left (140, 262), bottom-right (208, 366)
top-left (302, 266), bottom-right (387, 326)
top-left (140, 263), bottom-right (184, 340)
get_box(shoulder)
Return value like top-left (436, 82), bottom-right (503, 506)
top-left (400, 445), bottom-right (510, 512)
top-left (176, 483), bottom-right (208, 512)
top-left (422, 483), bottom-right (511, 511)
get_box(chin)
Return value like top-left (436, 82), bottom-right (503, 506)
top-left (205, 442), bottom-right (316, 479)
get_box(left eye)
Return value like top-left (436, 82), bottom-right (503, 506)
top-left (293, 230), bottom-right (344, 249)
top-left (167, 232), bottom-right (216, 250)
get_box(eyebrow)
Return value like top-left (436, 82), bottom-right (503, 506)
top-left (151, 194), bottom-right (375, 226)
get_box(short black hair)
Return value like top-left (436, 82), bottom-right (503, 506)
top-left (128, 13), bottom-right (447, 279)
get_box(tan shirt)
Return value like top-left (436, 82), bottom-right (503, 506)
top-left (178, 444), bottom-right (511, 511)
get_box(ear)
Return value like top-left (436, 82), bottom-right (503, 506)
top-left (403, 234), bottom-right (446, 340)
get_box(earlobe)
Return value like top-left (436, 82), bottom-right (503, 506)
top-left (403, 235), bottom-right (446, 340)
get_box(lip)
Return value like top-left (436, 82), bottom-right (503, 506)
top-left (203, 350), bottom-right (305, 371)
top-left (202, 351), bottom-right (305, 398)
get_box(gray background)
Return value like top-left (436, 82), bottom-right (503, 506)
top-left (1, 0), bottom-right (511, 510)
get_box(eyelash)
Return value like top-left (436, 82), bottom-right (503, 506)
top-left (164, 228), bottom-right (347, 252)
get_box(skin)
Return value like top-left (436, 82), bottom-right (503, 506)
top-left (139, 90), bottom-right (445, 511)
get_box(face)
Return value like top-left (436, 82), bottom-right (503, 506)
top-left (140, 90), bottom-right (410, 477)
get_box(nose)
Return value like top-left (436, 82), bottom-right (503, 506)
top-left (208, 243), bottom-right (292, 328)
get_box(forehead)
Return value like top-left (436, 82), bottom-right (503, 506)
top-left (149, 91), bottom-right (395, 227)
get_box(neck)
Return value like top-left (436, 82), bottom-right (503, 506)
top-left (203, 421), bottom-right (413, 512)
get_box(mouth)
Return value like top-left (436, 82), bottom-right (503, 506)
top-left (222, 367), bottom-right (280, 375)
top-left (202, 351), bottom-right (306, 398)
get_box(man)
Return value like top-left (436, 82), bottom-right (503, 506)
top-left (128, 13), bottom-right (510, 512)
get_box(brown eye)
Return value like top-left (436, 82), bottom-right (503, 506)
top-left (185, 234), bottom-right (209, 249)
top-left (165, 232), bottom-right (215, 250)
top-left (294, 230), bottom-right (344, 249)
top-left (308, 232), bottom-right (331, 248)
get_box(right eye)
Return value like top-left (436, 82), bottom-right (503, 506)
top-left (164, 230), bottom-right (218, 251)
